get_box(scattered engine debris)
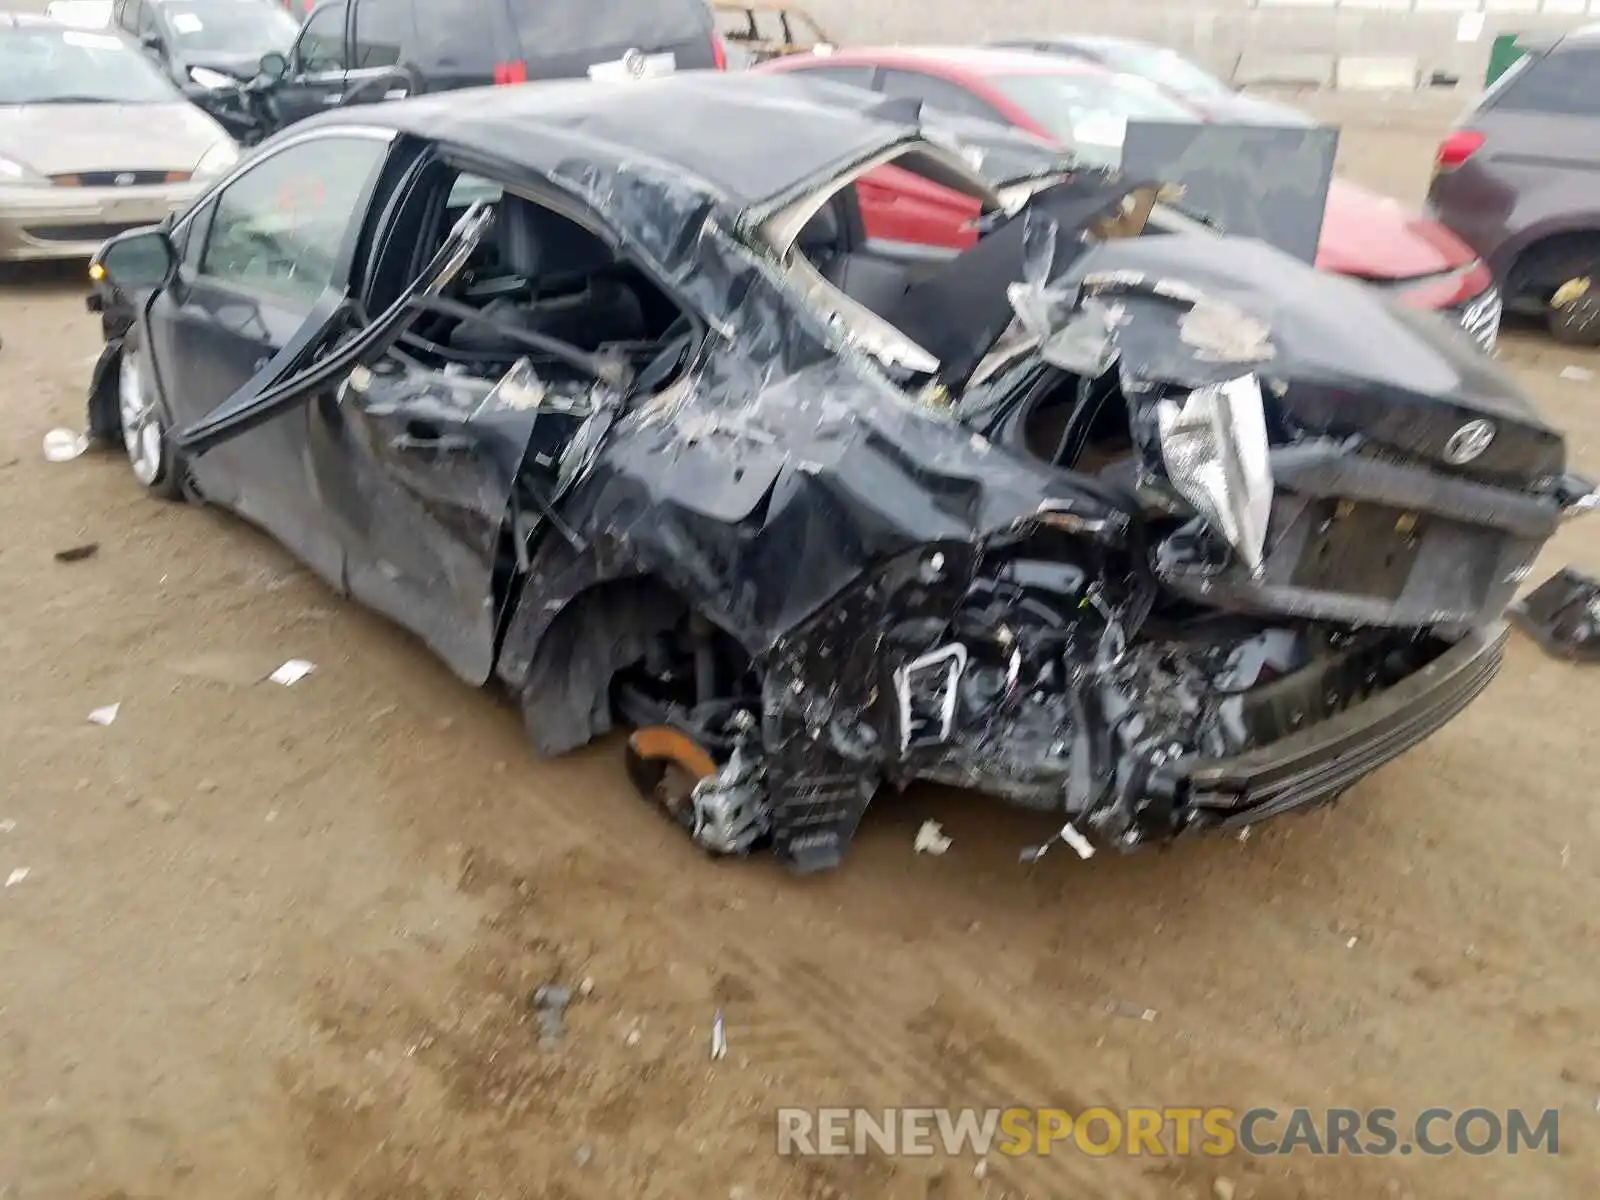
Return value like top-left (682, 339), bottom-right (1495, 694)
top-left (267, 660), bottom-right (315, 687)
top-left (914, 820), bottom-right (952, 856)
top-left (530, 982), bottom-right (572, 1044)
top-left (711, 1008), bottom-right (727, 1060)
top-left (42, 428), bottom-right (88, 462)
top-left (1509, 568), bottom-right (1600, 663)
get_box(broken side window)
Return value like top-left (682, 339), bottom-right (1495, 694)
top-left (375, 165), bottom-right (699, 402)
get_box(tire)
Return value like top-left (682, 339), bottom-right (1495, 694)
top-left (1548, 278), bottom-right (1600, 348)
top-left (116, 338), bottom-right (185, 501)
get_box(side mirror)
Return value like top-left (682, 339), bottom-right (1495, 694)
top-left (257, 50), bottom-right (289, 80)
top-left (92, 228), bottom-right (175, 291)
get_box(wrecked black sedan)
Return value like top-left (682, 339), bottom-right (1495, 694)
top-left (84, 74), bottom-right (1595, 874)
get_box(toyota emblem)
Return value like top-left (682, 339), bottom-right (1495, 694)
top-left (113, 172), bottom-right (136, 187)
top-left (622, 49), bottom-right (646, 78)
top-left (1444, 418), bottom-right (1496, 465)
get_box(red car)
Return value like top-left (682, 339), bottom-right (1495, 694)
top-left (759, 47), bottom-right (1501, 349)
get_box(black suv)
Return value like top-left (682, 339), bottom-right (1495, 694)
top-left (268, 0), bottom-right (724, 127)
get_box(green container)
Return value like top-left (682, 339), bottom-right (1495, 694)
top-left (1485, 33), bottom-right (1526, 88)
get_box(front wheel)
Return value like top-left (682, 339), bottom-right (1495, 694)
top-left (117, 341), bottom-right (184, 500)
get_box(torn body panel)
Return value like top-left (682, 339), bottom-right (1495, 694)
top-left (85, 78), bottom-right (1597, 877)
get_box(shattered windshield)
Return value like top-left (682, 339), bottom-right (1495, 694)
top-left (0, 27), bottom-right (178, 104)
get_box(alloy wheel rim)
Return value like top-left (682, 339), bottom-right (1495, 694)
top-left (118, 350), bottom-right (162, 486)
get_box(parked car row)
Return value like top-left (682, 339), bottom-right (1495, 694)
top-left (759, 45), bottom-right (1503, 352)
top-left (9, 0), bottom-right (1598, 357)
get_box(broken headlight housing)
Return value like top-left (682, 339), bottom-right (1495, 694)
top-left (1154, 374), bottom-right (1274, 576)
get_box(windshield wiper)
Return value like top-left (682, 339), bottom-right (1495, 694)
top-left (28, 95), bottom-right (120, 105)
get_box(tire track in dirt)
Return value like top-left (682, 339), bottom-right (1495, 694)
top-left (367, 751), bottom-right (1175, 1200)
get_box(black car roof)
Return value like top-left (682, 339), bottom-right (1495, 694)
top-left (303, 72), bottom-right (922, 214)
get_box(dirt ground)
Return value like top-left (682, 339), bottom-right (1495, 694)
top-left (3, 96), bottom-right (1600, 1200)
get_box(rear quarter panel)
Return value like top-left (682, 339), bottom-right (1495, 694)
top-left (1430, 110), bottom-right (1600, 283)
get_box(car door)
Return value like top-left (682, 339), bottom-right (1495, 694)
top-left (141, 127), bottom-right (397, 584)
top-left (171, 186), bottom-right (502, 682)
top-left (391, 0), bottom-right (507, 91)
top-left (274, 1), bottom-right (356, 127)
top-left (311, 173), bottom-right (643, 685)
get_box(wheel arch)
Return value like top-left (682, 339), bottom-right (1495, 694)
top-left (1502, 224), bottom-right (1600, 306)
top-left (495, 548), bottom-right (694, 758)
top-left (86, 340), bottom-right (123, 444)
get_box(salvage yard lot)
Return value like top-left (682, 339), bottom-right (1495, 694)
top-left (2, 94), bottom-right (1599, 1200)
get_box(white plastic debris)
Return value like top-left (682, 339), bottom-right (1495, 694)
top-left (87, 702), bottom-right (120, 726)
top-left (268, 659), bottom-right (315, 686)
top-left (1346, 936), bottom-right (1359, 949)
top-left (711, 1008), bottom-right (727, 1061)
top-left (1109, 1001), bottom-right (1158, 1021)
top-left (1059, 824), bottom-right (1096, 860)
top-left (1560, 365), bottom-right (1595, 383)
top-left (1021, 820), bottom-right (1099, 863)
top-left (43, 428), bottom-right (89, 462)
top-left (0, 819), bottom-right (15, 834)
top-left (5, 868), bottom-right (29, 887)
top-left (914, 820), bottom-right (952, 855)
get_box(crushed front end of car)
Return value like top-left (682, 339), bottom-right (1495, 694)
top-left (600, 167), bottom-right (1597, 875)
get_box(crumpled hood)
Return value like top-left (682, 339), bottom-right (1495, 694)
top-left (1060, 232), bottom-right (1564, 481)
top-left (0, 101), bottom-right (228, 175)
top-left (180, 51), bottom-right (267, 79)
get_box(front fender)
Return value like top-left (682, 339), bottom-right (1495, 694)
top-left (86, 335), bottom-right (125, 444)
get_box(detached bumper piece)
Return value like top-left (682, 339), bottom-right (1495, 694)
top-left (1176, 622), bottom-right (1508, 828)
top-left (1509, 568), bottom-right (1600, 663)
